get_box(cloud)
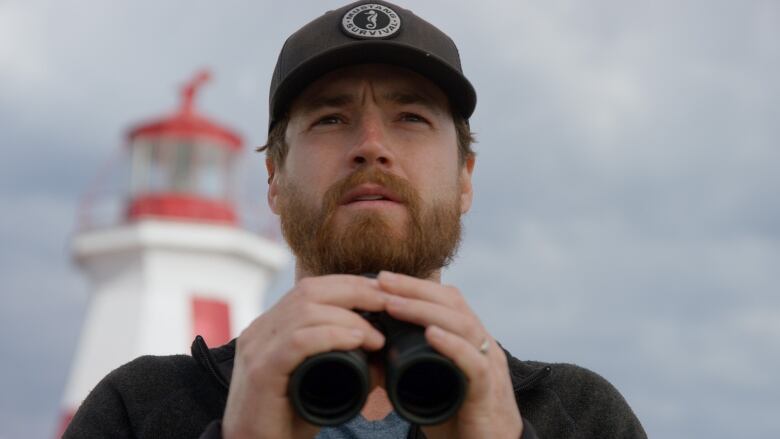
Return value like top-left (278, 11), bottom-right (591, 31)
top-left (0, 2), bottom-right (51, 93)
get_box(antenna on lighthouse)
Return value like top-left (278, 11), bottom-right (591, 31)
top-left (181, 69), bottom-right (211, 114)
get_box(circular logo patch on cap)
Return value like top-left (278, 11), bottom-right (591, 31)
top-left (341, 3), bottom-right (401, 39)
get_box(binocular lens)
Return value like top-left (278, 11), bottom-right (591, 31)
top-left (396, 361), bottom-right (462, 419)
top-left (389, 354), bottom-right (465, 425)
top-left (300, 361), bottom-right (363, 417)
top-left (290, 351), bottom-right (369, 425)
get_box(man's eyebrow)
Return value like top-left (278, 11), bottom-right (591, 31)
top-left (298, 94), bottom-right (355, 114)
top-left (381, 91), bottom-right (443, 114)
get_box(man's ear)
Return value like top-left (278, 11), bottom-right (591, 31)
top-left (266, 157), bottom-right (280, 215)
top-left (459, 154), bottom-right (476, 214)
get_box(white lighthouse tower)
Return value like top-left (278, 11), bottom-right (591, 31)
top-left (59, 71), bottom-right (288, 432)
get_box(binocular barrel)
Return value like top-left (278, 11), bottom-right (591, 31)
top-left (288, 313), bottom-right (466, 426)
top-left (288, 349), bottom-right (370, 426)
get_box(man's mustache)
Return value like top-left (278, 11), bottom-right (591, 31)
top-left (321, 167), bottom-right (420, 215)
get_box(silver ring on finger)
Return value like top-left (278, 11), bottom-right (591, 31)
top-left (478, 337), bottom-right (490, 355)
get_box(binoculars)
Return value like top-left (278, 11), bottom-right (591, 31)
top-left (288, 311), bottom-right (467, 426)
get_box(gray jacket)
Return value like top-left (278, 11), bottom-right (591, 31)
top-left (64, 336), bottom-right (646, 438)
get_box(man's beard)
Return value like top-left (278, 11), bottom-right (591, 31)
top-left (277, 167), bottom-right (463, 279)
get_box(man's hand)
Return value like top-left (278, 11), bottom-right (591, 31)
top-left (378, 271), bottom-right (523, 439)
top-left (222, 275), bottom-right (388, 439)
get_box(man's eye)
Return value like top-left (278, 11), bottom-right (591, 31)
top-left (400, 113), bottom-right (427, 123)
top-left (314, 115), bottom-right (344, 125)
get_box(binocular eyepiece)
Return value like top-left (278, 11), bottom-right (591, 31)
top-left (288, 311), bottom-right (467, 426)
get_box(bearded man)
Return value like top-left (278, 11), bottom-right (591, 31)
top-left (65, 1), bottom-right (646, 438)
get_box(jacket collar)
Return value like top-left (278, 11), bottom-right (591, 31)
top-left (192, 335), bottom-right (552, 394)
top-left (191, 335), bottom-right (235, 390)
top-left (192, 336), bottom-right (550, 439)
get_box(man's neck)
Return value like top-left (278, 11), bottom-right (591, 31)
top-left (361, 386), bottom-right (394, 421)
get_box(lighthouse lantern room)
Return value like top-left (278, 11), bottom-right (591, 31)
top-left (126, 70), bottom-right (240, 224)
top-left (60, 71), bottom-right (288, 432)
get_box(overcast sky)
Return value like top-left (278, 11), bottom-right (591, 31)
top-left (1, 0), bottom-right (778, 437)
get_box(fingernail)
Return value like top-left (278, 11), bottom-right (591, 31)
top-left (350, 329), bottom-right (364, 340)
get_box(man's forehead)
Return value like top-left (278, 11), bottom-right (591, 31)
top-left (291, 64), bottom-right (450, 113)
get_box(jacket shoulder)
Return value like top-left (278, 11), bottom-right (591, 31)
top-left (65, 354), bottom-right (226, 438)
top-left (506, 355), bottom-right (647, 438)
top-left (108, 354), bottom-right (200, 388)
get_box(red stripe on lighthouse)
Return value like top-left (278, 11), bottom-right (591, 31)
top-left (192, 296), bottom-right (231, 346)
top-left (57, 409), bottom-right (76, 437)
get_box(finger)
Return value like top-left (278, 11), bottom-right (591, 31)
top-left (385, 296), bottom-right (485, 347)
top-left (377, 271), bottom-right (459, 308)
top-left (286, 303), bottom-right (386, 349)
top-left (271, 325), bottom-right (374, 373)
top-left (293, 275), bottom-right (388, 311)
top-left (425, 325), bottom-right (493, 401)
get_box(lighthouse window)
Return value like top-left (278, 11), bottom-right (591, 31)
top-left (197, 143), bottom-right (227, 199)
top-left (148, 140), bottom-right (173, 192)
top-left (171, 142), bottom-right (194, 193)
top-left (130, 140), bottom-right (151, 194)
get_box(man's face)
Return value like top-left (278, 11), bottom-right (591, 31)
top-left (268, 64), bottom-right (475, 279)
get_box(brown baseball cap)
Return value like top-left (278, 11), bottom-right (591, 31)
top-left (268, 0), bottom-right (477, 131)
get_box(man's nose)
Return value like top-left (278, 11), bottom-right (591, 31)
top-left (348, 112), bottom-right (395, 169)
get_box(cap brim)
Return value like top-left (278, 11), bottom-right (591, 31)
top-left (270, 40), bottom-right (476, 128)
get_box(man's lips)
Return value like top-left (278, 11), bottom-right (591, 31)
top-left (339, 184), bottom-right (403, 205)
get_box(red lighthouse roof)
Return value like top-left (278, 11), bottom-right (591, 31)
top-left (127, 70), bottom-right (242, 150)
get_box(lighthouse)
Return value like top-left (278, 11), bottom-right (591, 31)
top-left (59, 71), bottom-right (288, 430)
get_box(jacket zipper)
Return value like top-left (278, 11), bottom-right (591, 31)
top-left (194, 335), bottom-right (230, 390)
top-left (514, 366), bottom-right (552, 393)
